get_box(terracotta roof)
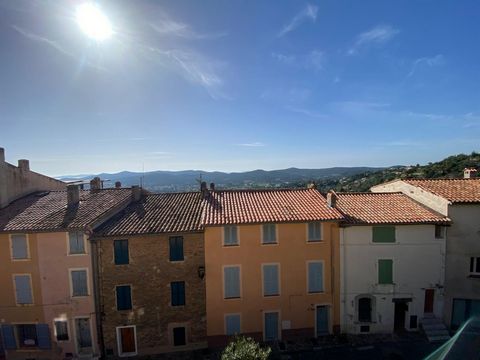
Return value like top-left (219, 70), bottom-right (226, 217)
top-left (335, 192), bottom-right (450, 225)
top-left (203, 188), bottom-right (343, 226)
top-left (95, 192), bottom-right (204, 236)
top-left (0, 189), bottom-right (132, 232)
top-left (403, 179), bottom-right (480, 203)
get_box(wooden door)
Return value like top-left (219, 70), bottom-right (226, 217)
top-left (120, 327), bottom-right (136, 353)
top-left (316, 306), bottom-right (329, 336)
top-left (424, 289), bottom-right (434, 313)
top-left (76, 318), bottom-right (92, 348)
top-left (264, 312), bottom-right (279, 341)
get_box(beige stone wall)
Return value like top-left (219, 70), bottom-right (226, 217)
top-left (98, 233), bottom-right (207, 357)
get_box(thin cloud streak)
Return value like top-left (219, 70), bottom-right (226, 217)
top-left (149, 17), bottom-right (227, 39)
top-left (348, 24), bottom-right (399, 55)
top-left (286, 106), bottom-right (329, 119)
top-left (407, 54), bottom-right (445, 78)
top-left (278, 4), bottom-right (318, 37)
top-left (237, 142), bottom-right (266, 147)
top-left (272, 50), bottom-right (325, 71)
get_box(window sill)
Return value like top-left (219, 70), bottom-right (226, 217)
top-left (169, 260), bottom-right (185, 263)
top-left (11, 258), bottom-right (31, 261)
top-left (16, 303), bottom-right (34, 306)
top-left (307, 291), bottom-right (325, 295)
top-left (261, 242), bottom-right (278, 246)
top-left (223, 244), bottom-right (239, 247)
top-left (117, 308), bottom-right (133, 312)
top-left (468, 274), bottom-right (480, 279)
top-left (224, 297), bottom-right (241, 300)
top-left (71, 295), bottom-right (90, 298)
top-left (307, 240), bottom-right (323, 243)
top-left (67, 253), bottom-right (87, 256)
top-left (264, 294), bottom-right (280, 297)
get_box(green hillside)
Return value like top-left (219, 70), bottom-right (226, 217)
top-left (314, 152), bottom-right (480, 193)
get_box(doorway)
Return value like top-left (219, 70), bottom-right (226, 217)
top-left (264, 312), bottom-right (279, 341)
top-left (75, 318), bottom-right (92, 354)
top-left (424, 289), bottom-right (435, 314)
top-left (117, 326), bottom-right (137, 356)
top-left (394, 302), bottom-right (408, 332)
top-left (316, 305), bottom-right (329, 336)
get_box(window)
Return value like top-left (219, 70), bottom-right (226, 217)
top-left (225, 314), bottom-right (241, 335)
top-left (54, 320), bottom-right (69, 341)
top-left (358, 297), bottom-right (372, 322)
top-left (224, 226), bottom-right (238, 246)
top-left (410, 315), bottom-right (418, 329)
top-left (224, 266), bottom-right (240, 299)
top-left (169, 236), bottom-right (184, 261)
top-left (171, 281), bottom-right (185, 306)
top-left (114, 240), bottom-right (129, 265)
top-left (116, 285), bottom-right (132, 311)
top-left (116, 326), bottom-right (137, 356)
top-left (308, 222), bottom-right (322, 242)
top-left (378, 259), bottom-right (393, 284)
top-left (372, 226), bottom-right (395, 243)
top-left (308, 261), bottom-right (324, 293)
top-left (263, 264), bottom-right (279, 296)
top-left (262, 224), bottom-right (277, 244)
top-left (14, 274), bottom-right (33, 304)
top-left (451, 298), bottom-right (480, 329)
top-left (470, 257), bottom-right (480, 276)
top-left (435, 225), bottom-right (445, 239)
top-left (68, 231), bottom-right (85, 254)
top-left (11, 234), bottom-right (28, 259)
top-left (17, 324), bottom-right (37, 347)
top-left (71, 270), bottom-right (88, 296)
top-left (173, 327), bottom-right (186, 346)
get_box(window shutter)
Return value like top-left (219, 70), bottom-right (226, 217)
top-left (378, 259), bottom-right (393, 284)
top-left (117, 286), bottom-right (132, 310)
top-left (1, 325), bottom-right (16, 350)
top-left (224, 267), bottom-right (240, 298)
top-left (114, 240), bottom-right (129, 265)
top-left (72, 270), bottom-right (88, 296)
top-left (372, 227), bottom-right (395, 243)
top-left (225, 315), bottom-right (240, 335)
top-left (224, 226), bottom-right (238, 245)
top-left (308, 262), bottom-right (323, 293)
top-left (15, 275), bottom-right (32, 304)
top-left (263, 265), bottom-right (279, 296)
top-left (36, 324), bottom-right (51, 349)
top-left (12, 234), bottom-right (28, 259)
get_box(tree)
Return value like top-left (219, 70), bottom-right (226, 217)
top-left (221, 336), bottom-right (271, 360)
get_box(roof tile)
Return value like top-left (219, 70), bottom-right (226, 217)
top-left (403, 179), bottom-right (480, 203)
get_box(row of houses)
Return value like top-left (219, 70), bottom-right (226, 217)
top-left (0, 149), bottom-right (479, 359)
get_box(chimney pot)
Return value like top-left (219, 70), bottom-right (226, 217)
top-left (115, 181), bottom-right (122, 188)
top-left (200, 181), bottom-right (209, 199)
top-left (67, 185), bottom-right (80, 207)
top-left (132, 185), bottom-right (142, 202)
top-left (0, 148), bottom-right (4, 163)
top-left (18, 159), bottom-right (29, 171)
top-left (90, 177), bottom-right (102, 191)
top-left (210, 182), bottom-right (215, 191)
top-left (327, 190), bottom-right (337, 208)
top-left (464, 168), bottom-right (478, 179)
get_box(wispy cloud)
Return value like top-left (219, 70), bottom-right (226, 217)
top-left (348, 24), bottom-right (399, 55)
top-left (278, 4), bottom-right (318, 37)
top-left (150, 14), bottom-right (227, 39)
top-left (237, 142), bottom-right (266, 147)
top-left (286, 106), bottom-right (329, 119)
top-left (272, 50), bottom-right (325, 71)
top-left (11, 25), bottom-right (73, 57)
top-left (407, 54), bottom-right (445, 78)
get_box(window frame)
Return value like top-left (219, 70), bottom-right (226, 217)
top-left (169, 236), bottom-right (184, 262)
top-left (10, 234), bottom-right (30, 261)
top-left (16, 323), bottom-right (38, 348)
top-left (262, 263), bottom-right (280, 297)
top-left (261, 224), bottom-right (278, 245)
top-left (53, 319), bottom-right (69, 342)
top-left (263, 310), bottom-right (281, 342)
top-left (377, 258), bottom-right (394, 285)
top-left (113, 239), bottom-right (129, 265)
top-left (13, 273), bottom-right (34, 305)
top-left (372, 226), bottom-right (396, 244)
top-left (115, 285), bottom-right (133, 311)
top-left (69, 268), bottom-right (90, 297)
top-left (435, 225), bottom-right (445, 239)
top-left (67, 231), bottom-right (86, 255)
top-left (170, 281), bottom-right (186, 307)
top-left (172, 326), bottom-right (187, 347)
top-left (223, 225), bottom-right (239, 247)
top-left (307, 260), bottom-right (325, 294)
top-left (223, 265), bottom-right (241, 299)
top-left (116, 325), bottom-right (137, 357)
top-left (470, 257), bottom-right (480, 276)
top-left (307, 222), bottom-right (323, 242)
top-left (224, 313), bottom-right (241, 336)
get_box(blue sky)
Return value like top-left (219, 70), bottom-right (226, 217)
top-left (0, 0), bottom-right (479, 176)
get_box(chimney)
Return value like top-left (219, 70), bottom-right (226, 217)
top-left (67, 185), bottom-right (80, 207)
top-left (115, 181), bottom-right (122, 188)
top-left (18, 159), bottom-right (29, 171)
top-left (326, 190), bottom-right (337, 208)
top-left (90, 177), bottom-right (102, 191)
top-left (210, 182), bottom-right (215, 191)
top-left (307, 182), bottom-right (317, 189)
top-left (0, 148), bottom-right (4, 163)
top-left (132, 185), bottom-right (142, 202)
top-left (200, 181), bottom-right (209, 199)
top-left (464, 168), bottom-right (478, 179)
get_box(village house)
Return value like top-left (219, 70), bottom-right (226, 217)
top-left (371, 171), bottom-right (480, 330)
top-left (202, 187), bottom-right (343, 347)
top-left (332, 192), bottom-right (450, 340)
top-left (92, 191), bottom-right (206, 358)
top-left (0, 183), bottom-right (132, 360)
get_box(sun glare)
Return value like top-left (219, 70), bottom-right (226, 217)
top-left (76, 3), bottom-right (113, 41)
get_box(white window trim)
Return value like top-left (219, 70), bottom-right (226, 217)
top-left (115, 284), bottom-right (133, 311)
top-left (69, 268), bottom-right (90, 298)
top-left (73, 316), bottom-right (94, 355)
top-left (223, 265), bottom-right (242, 299)
top-left (263, 310), bottom-right (281, 341)
top-left (306, 260), bottom-right (325, 294)
top-left (306, 222), bottom-right (323, 242)
top-left (53, 317), bottom-right (70, 343)
top-left (67, 231), bottom-right (88, 256)
top-left (224, 313), bottom-right (241, 336)
top-left (261, 263), bottom-right (281, 297)
top-left (116, 325), bottom-right (137, 357)
top-left (261, 223), bottom-right (278, 245)
top-left (470, 257), bottom-right (480, 276)
top-left (9, 234), bottom-right (30, 261)
top-left (223, 225), bottom-right (240, 247)
top-left (12, 273), bottom-right (34, 306)
top-left (377, 257), bottom-right (395, 285)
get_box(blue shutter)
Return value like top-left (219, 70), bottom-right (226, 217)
top-left (169, 237), bottom-right (184, 261)
top-left (117, 286), bottom-right (132, 310)
top-left (36, 324), bottom-right (51, 349)
top-left (224, 226), bottom-right (238, 246)
top-left (1, 325), bottom-right (16, 349)
top-left (12, 234), bottom-right (28, 259)
top-left (308, 262), bottom-right (323, 293)
top-left (263, 265), bottom-right (279, 296)
top-left (224, 267), bottom-right (240, 298)
top-left (264, 312), bottom-right (279, 341)
top-left (72, 271), bottom-right (88, 296)
top-left (225, 315), bottom-right (241, 335)
top-left (114, 240), bottom-right (129, 265)
top-left (15, 275), bottom-right (32, 304)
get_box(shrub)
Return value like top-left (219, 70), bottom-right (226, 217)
top-left (221, 336), bottom-right (271, 360)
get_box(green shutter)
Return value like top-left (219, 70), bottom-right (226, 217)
top-left (372, 226), bottom-right (395, 243)
top-left (378, 259), bottom-right (393, 284)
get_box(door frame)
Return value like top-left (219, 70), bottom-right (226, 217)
top-left (116, 325), bottom-right (137, 357)
top-left (314, 304), bottom-right (332, 337)
top-left (73, 316), bottom-right (94, 355)
top-left (263, 310), bottom-right (281, 341)
top-left (424, 289), bottom-right (435, 314)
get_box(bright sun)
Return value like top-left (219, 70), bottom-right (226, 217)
top-left (76, 3), bottom-right (113, 41)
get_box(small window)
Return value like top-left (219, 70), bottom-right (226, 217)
top-left (68, 231), bottom-right (85, 254)
top-left (263, 264), bottom-right (279, 296)
top-left (114, 240), bottom-right (129, 265)
top-left (173, 327), bottom-right (186, 346)
top-left (171, 281), bottom-right (185, 306)
top-left (308, 222), bottom-right (322, 242)
top-left (372, 226), bottom-right (395, 243)
top-left (71, 270), bottom-right (88, 297)
top-left (410, 315), bottom-right (418, 329)
top-left (17, 324), bottom-right (37, 347)
top-left (308, 262), bottom-right (324, 293)
top-left (54, 320), bottom-right (69, 341)
top-left (378, 259), bottom-right (393, 284)
top-left (470, 257), bottom-right (480, 275)
top-left (224, 266), bottom-right (240, 299)
top-left (358, 297), bottom-right (372, 322)
top-left (14, 275), bottom-right (33, 304)
top-left (435, 225), bottom-right (445, 239)
top-left (262, 224), bottom-right (277, 244)
top-left (116, 285), bottom-right (132, 311)
top-left (224, 226), bottom-right (238, 246)
top-left (169, 236), bottom-right (184, 261)
top-left (11, 234), bottom-right (29, 259)
top-left (225, 314), bottom-right (241, 335)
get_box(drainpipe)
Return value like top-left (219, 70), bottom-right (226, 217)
top-left (89, 235), bottom-right (106, 359)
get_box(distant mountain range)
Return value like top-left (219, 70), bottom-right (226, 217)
top-left (59, 167), bottom-right (385, 192)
